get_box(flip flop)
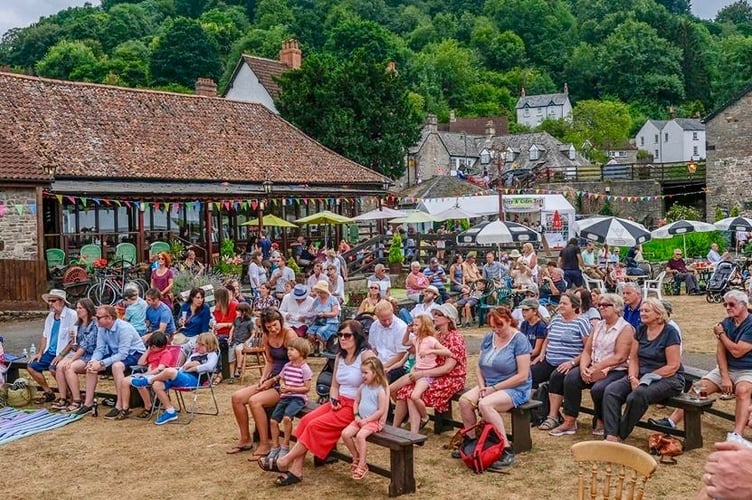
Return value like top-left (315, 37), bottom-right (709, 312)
top-left (274, 472), bottom-right (301, 486)
top-left (226, 444), bottom-right (254, 454)
top-left (249, 450), bottom-right (269, 461)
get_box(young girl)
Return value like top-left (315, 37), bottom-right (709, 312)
top-left (132, 331), bottom-right (219, 425)
top-left (121, 332), bottom-right (176, 419)
top-left (229, 302), bottom-right (255, 382)
top-left (269, 337), bottom-right (313, 460)
top-left (341, 357), bottom-right (389, 480)
top-left (390, 315), bottom-right (452, 431)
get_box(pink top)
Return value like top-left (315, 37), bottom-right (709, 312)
top-left (406, 272), bottom-right (430, 295)
top-left (590, 317), bottom-right (629, 371)
top-left (414, 336), bottom-right (442, 371)
top-left (151, 268), bottom-right (174, 309)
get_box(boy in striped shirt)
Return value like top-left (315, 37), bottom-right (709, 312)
top-left (269, 337), bottom-right (313, 460)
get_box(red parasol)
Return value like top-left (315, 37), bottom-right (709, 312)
top-left (552, 210), bottom-right (563, 231)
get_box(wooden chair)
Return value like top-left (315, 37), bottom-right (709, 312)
top-left (239, 335), bottom-right (266, 384)
top-left (571, 441), bottom-right (657, 500)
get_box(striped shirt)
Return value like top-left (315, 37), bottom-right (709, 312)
top-left (279, 361), bottom-right (313, 402)
top-left (545, 314), bottom-right (590, 366)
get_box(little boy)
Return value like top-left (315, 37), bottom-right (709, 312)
top-left (269, 337), bottom-right (313, 460)
top-left (455, 278), bottom-right (486, 328)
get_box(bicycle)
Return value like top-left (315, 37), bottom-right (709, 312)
top-left (86, 259), bottom-right (150, 306)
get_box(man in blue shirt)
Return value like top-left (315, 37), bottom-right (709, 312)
top-left (423, 257), bottom-right (448, 303)
top-left (145, 287), bottom-right (176, 343)
top-left (85, 305), bottom-right (146, 420)
top-left (621, 282), bottom-right (642, 330)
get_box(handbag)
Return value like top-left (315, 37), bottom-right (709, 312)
top-left (648, 432), bottom-right (683, 464)
top-left (459, 421), bottom-right (506, 473)
top-left (7, 378), bottom-right (37, 407)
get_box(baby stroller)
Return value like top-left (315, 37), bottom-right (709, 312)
top-left (706, 261), bottom-right (742, 303)
top-left (315, 312), bottom-right (375, 403)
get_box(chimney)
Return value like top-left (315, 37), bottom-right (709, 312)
top-left (385, 60), bottom-right (397, 74)
top-left (563, 82), bottom-right (569, 95)
top-left (669, 105), bottom-right (676, 120)
top-left (520, 87), bottom-right (526, 97)
top-left (195, 77), bottom-right (217, 97)
top-left (449, 110), bottom-right (456, 122)
top-left (427, 114), bottom-right (438, 132)
top-left (485, 120), bottom-right (495, 138)
top-left (279, 39), bottom-right (302, 69)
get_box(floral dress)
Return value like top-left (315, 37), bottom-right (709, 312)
top-left (396, 328), bottom-right (467, 413)
top-left (253, 295), bottom-right (279, 314)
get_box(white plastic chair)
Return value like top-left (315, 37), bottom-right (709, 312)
top-left (642, 271), bottom-right (666, 299)
top-left (584, 275), bottom-right (605, 292)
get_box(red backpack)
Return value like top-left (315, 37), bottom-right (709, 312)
top-left (459, 421), bottom-right (506, 473)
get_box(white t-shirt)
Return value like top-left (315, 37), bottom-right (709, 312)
top-left (368, 315), bottom-right (408, 366)
top-left (279, 294), bottom-right (315, 327)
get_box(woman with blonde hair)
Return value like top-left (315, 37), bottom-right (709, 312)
top-left (521, 242), bottom-right (538, 281)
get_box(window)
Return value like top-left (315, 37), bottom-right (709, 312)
top-left (524, 108), bottom-right (530, 117)
top-left (640, 136), bottom-right (644, 147)
top-left (530, 145), bottom-right (539, 161)
top-left (548, 107), bottom-right (556, 116)
top-left (654, 134), bottom-right (659, 144)
top-left (693, 146), bottom-right (699, 156)
top-left (537, 107), bottom-right (543, 115)
top-left (693, 132), bottom-right (698, 140)
top-left (654, 149), bottom-right (659, 159)
top-left (664, 132), bottom-right (669, 142)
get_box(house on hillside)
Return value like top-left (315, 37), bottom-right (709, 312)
top-left (606, 142), bottom-right (638, 164)
top-left (515, 85), bottom-right (573, 128)
top-left (634, 118), bottom-right (705, 163)
top-left (704, 84), bottom-right (752, 217)
top-left (438, 110), bottom-right (508, 136)
top-left (223, 39), bottom-right (302, 113)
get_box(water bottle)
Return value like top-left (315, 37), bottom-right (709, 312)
top-left (22, 348), bottom-right (28, 358)
top-left (30, 344), bottom-right (36, 357)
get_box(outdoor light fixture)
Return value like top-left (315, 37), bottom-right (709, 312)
top-left (262, 180), bottom-right (273, 194)
top-left (43, 164), bottom-right (58, 176)
top-left (687, 161), bottom-right (698, 177)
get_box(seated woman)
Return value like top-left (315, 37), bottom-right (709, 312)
top-left (227, 308), bottom-right (297, 458)
top-left (548, 293), bottom-right (634, 437)
top-left (358, 283), bottom-right (386, 316)
top-left (532, 292), bottom-right (591, 430)
top-left (306, 280), bottom-right (340, 354)
top-left (54, 298), bottom-right (98, 414)
top-left (602, 297), bottom-right (684, 442)
top-left (177, 287), bottom-right (211, 338)
top-left (510, 258), bottom-right (534, 289)
top-left (455, 307), bottom-right (531, 471)
top-left (179, 249), bottom-right (205, 276)
top-left (258, 320), bottom-right (375, 486)
top-left (448, 255), bottom-right (465, 294)
top-left (393, 303), bottom-right (467, 433)
top-left (405, 261), bottom-right (430, 303)
top-left (252, 284), bottom-right (279, 317)
top-left (133, 331), bottom-right (219, 425)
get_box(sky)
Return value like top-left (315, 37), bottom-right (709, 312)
top-left (0, 0), bottom-right (740, 40)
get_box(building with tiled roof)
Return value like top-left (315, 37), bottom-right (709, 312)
top-left (223, 39), bottom-right (302, 113)
top-left (634, 117), bottom-right (705, 163)
top-left (515, 85), bottom-right (573, 128)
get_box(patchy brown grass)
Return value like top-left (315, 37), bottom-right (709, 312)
top-left (2, 296), bottom-right (729, 499)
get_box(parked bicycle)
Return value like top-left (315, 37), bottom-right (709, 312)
top-left (86, 259), bottom-right (149, 306)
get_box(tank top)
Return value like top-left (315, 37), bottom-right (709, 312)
top-left (452, 265), bottom-right (463, 285)
top-left (268, 334), bottom-right (290, 376)
top-left (358, 384), bottom-right (385, 420)
top-left (590, 317), bottom-right (629, 371)
top-left (523, 252), bottom-right (538, 280)
top-left (336, 350), bottom-right (367, 399)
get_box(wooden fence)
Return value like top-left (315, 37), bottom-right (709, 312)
top-left (0, 259), bottom-right (48, 311)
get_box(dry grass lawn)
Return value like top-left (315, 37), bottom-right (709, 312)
top-left (2, 296), bottom-right (733, 499)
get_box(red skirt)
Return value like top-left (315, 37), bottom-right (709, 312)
top-left (293, 396), bottom-right (355, 459)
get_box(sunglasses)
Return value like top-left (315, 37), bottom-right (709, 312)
top-left (48, 299), bottom-right (60, 304)
top-left (337, 332), bottom-right (353, 339)
top-left (597, 303), bottom-right (614, 309)
top-left (431, 310), bottom-right (445, 317)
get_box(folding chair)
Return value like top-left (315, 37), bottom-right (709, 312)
top-left (172, 350), bottom-right (221, 424)
top-left (130, 345), bottom-right (185, 419)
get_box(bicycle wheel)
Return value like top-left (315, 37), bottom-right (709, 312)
top-left (132, 279), bottom-right (150, 296)
top-left (88, 281), bottom-right (117, 306)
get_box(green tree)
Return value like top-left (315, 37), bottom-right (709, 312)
top-left (716, 1), bottom-right (752, 24)
top-left (664, 203), bottom-right (702, 223)
top-left (101, 3), bottom-right (155, 53)
top-left (175, 0), bottom-right (210, 18)
top-left (412, 39), bottom-right (481, 114)
top-left (470, 17), bottom-right (526, 71)
top-left (568, 100), bottom-right (633, 151)
top-left (0, 24), bottom-right (64, 69)
top-left (276, 51), bottom-right (423, 179)
top-left (672, 19), bottom-right (717, 107)
top-left (254, 0), bottom-right (295, 30)
top-left (108, 40), bottom-right (150, 87)
top-left (714, 35), bottom-right (752, 105)
top-left (150, 17), bottom-right (222, 87)
top-left (199, 6), bottom-right (250, 54)
top-left (324, 18), bottom-right (407, 65)
top-left (35, 40), bottom-right (107, 81)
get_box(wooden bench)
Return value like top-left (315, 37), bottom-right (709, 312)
top-left (683, 365), bottom-right (735, 423)
top-left (430, 387), bottom-right (542, 453)
top-left (296, 402), bottom-right (426, 497)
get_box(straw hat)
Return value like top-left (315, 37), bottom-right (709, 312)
top-left (433, 303), bottom-right (459, 324)
top-left (312, 280), bottom-right (331, 294)
top-left (41, 289), bottom-right (69, 305)
top-left (509, 249), bottom-right (522, 259)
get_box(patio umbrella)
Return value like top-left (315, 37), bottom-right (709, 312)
top-left (241, 215), bottom-right (298, 228)
top-left (295, 210), bottom-right (353, 225)
top-left (552, 210), bottom-right (563, 231)
top-left (432, 206), bottom-right (478, 222)
top-left (351, 206), bottom-right (407, 221)
top-left (575, 216), bottom-right (651, 246)
top-left (388, 211), bottom-right (438, 224)
top-left (651, 219), bottom-right (717, 257)
top-left (714, 216), bottom-right (752, 232)
top-left (456, 220), bottom-right (540, 245)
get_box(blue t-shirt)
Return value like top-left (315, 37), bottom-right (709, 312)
top-left (146, 302), bottom-right (176, 334)
top-left (48, 318), bottom-right (60, 354)
top-left (721, 315), bottom-right (752, 371)
top-left (478, 331), bottom-right (532, 392)
top-left (520, 320), bottom-right (547, 349)
top-left (313, 295), bottom-right (340, 324)
top-left (634, 323), bottom-right (684, 376)
top-left (125, 297), bottom-right (148, 335)
top-left (423, 266), bottom-right (447, 289)
top-left (623, 302), bottom-right (642, 330)
top-left (179, 303), bottom-right (211, 337)
top-left (545, 314), bottom-right (590, 366)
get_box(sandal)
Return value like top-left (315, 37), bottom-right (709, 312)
top-left (137, 407), bottom-right (153, 419)
top-left (34, 391), bottom-right (56, 404)
top-left (212, 374), bottom-right (223, 385)
top-left (350, 457), bottom-right (360, 473)
top-left (258, 455), bottom-right (283, 473)
top-left (274, 472), bottom-right (301, 486)
top-left (538, 416), bottom-right (559, 431)
top-left (65, 400), bottom-right (83, 413)
top-left (352, 464), bottom-right (369, 480)
top-left (51, 398), bottom-right (70, 410)
top-left (226, 444), bottom-right (254, 455)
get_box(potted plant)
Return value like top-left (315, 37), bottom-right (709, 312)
top-left (388, 232), bottom-right (403, 275)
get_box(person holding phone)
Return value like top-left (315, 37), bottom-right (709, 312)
top-left (258, 320), bottom-right (375, 486)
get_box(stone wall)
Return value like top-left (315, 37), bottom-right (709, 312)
top-left (539, 180), bottom-right (663, 226)
top-left (705, 92), bottom-right (752, 219)
top-left (0, 187), bottom-right (39, 260)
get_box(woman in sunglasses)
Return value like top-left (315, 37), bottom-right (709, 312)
top-left (258, 320), bottom-right (375, 486)
top-left (358, 283), bottom-right (386, 316)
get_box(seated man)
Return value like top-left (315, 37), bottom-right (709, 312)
top-left (423, 257), bottom-right (448, 303)
top-left (27, 289), bottom-right (77, 404)
top-left (665, 248), bottom-right (700, 295)
top-left (482, 251), bottom-right (507, 285)
top-left (398, 285), bottom-right (440, 325)
top-left (145, 288), bottom-right (176, 343)
top-left (581, 242), bottom-right (605, 279)
top-left (369, 301), bottom-right (408, 383)
top-left (462, 252), bottom-right (482, 285)
top-left (707, 243), bottom-right (722, 264)
top-left (651, 290), bottom-right (752, 443)
top-left (367, 263), bottom-right (397, 305)
top-left (279, 284), bottom-right (315, 338)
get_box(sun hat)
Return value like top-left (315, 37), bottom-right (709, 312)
top-left (520, 298), bottom-right (540, 310)
top-left (41, 289), bottom-right (69, 305)
top-left (525, 283), bottom-right (539, 295)
top-left (433, 303), bottom-right (459, 324)
top-left (509, 249), bottom-right (522, 259)
top-left (312, 280), bottom-right (330, 294)
top-left (293, 284), bottom-right (309, 298)
top-left (425, 285), bottom-right (440, 296)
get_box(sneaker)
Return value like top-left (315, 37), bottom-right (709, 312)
top-left (155, 410), bottom-right (178, 425)
top-left (592, 427), bottom-right (605, 436)
top-left (549, 423), bottom-right (577, 436)
top-left (487, 449), bottom-right (515, 472)
top-left (131, 376), bottom-right (149, 388)
top-left (648, 417), bottom-right (675, 430)
top-left (103, 408), bottom-right (121, 420)
top-left (726, 432), bottom-right (752, 448)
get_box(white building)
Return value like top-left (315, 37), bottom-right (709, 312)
top-left (515, 85), bottom-right (573, 128)
top-left (635, 118), bottom-right (705, 163)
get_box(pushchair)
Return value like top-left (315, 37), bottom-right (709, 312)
top-left (705, 261), bottom-right (743, 303)
top-left (314, 312), bottom-right (375, 403)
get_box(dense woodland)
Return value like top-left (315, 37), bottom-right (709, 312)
top-left (2, 0), bottom-right (751, 178)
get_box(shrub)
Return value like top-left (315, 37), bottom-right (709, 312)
top-left (388, 232), bottom-right (403, 265)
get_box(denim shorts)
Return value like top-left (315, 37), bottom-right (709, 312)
top-left (29, 350), bottom-right (57, 372)
top-left (505, 387), bottom-right (532, 408)
top-left (271, 396), bottom-right (306, 422)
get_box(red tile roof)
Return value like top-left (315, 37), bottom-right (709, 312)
top-left (242, 55), bottom-right (286, 99)
top-left (0, 72), bottom-right (386, 186)
top-left (0, 135), bottom-right (49, 182)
